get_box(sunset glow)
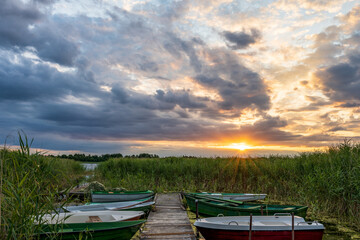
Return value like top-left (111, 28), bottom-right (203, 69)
top-left (221, 143), bottom-right (253, 151)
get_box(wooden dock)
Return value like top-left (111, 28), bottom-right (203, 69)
top-left (140, 193), bottom-right (196, 240)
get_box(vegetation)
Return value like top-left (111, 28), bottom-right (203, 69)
top-left (0, 132), bottom-right (85, 239)
top-left (51, 152), bottom-right (159, 162)
top-left (52, 153), bottom-right (123, 162)
top-left (94, 140), bottom-right (360, 231)
top-left (124, 153), bottom-right (159, 158)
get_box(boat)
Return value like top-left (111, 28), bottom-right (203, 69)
top-left (194, 215), bottom-right (324, 240)
top-left (62, 199), bottom-right (155, 213)
top-left (39, 211), bottom-right (145, 224)
top-left (184, 194), bottom-right (308, 218)
top-left (37, 220), bottom-right (145, 240)
top-left (189, 192), bottom-right (266, 201)
top-left (122, 201), bottom-right (154, 214)
top-left (85, 201), bottom-right (155, 214)
top-left (91, 190), bottom-right (155, 202)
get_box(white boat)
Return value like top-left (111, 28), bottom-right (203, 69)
top-left (194, 215), bottom-right (325, 240)
top-left (63, 200), bottom-right (155, 213)
top-left (39, 211), bottom-right (145, 224)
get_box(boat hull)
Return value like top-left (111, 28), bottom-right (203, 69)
top-left (38, 220), bottom-right (145, 240)
top-left (194, 216), bottom-right (324, 240)
top-left (91, 190), bottom-right (154, 203)
top-left (196, 227), bottom-right (324, 240)
top-left (185, 194), bottom-right (308, 218)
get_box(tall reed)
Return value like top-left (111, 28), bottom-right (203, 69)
top-left (0, 132), bottom-right (85, 239)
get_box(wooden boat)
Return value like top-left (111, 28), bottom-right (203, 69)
top-left (184, 194), bottom-right (308, 218)
top-left (37, 220), bottom-right (145, 240)
top-left (91, 190), bottom-right (154, 202)
top-left (190, 192), bottom-right (266, 201)
top-left (194, 215), bottom-right (324, 240)
top-left (39, 211), bottom-right (145, 224)
top-left (62, 197), bottom-right (153, 213)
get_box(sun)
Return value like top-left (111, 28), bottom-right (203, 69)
top-left (227, 143), bottom-right (252, 151)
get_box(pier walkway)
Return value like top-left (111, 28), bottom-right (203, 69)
top-left (140, 193), bottom-right (196, 240)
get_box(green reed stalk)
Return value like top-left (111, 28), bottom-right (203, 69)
top-left (1, 131), bottom-right (85, 239)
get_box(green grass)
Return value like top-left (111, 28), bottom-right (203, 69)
top-left (94, 140), bottom-right (360, 231)
top-left (0, 131), bottom-right (85, 239)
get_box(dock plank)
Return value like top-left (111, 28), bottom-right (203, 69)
top-left (140, 193), bottom-right (196, 240)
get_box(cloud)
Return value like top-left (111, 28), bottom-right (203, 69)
top-left (337, 102), bottom-right (360, 108)
top-left (316, 54), bottom-right (360, 103)
top-left (0, 0), bottom-right (42, 47)
top-left (155, 89), bottom-right (207, 109)
top-left (195, 48), bottom-right (270, 111)
top-left (0, 55), bottom-right (100, 102)
top-left (222, 29), bottom-right (261, 49)
top-left (328, 126), bottom-right (346, 132)
top-left (0, 0), bottom-right (79, 66)
top-left (273, 0), bottom-right (345, 12)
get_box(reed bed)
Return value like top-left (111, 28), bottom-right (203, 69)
top-left (94, 141), bottom-right (360, 230)
top-left (0, 132), bottom-right (85, 239)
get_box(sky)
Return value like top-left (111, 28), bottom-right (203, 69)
top-left (1, 0), bottom-right (360, 157)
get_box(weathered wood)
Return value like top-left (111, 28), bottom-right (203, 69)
top-left (140, 193), bottom-right (196, 240)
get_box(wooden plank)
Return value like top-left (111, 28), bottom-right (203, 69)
top-left (140, 193), bottom-right (196, 240)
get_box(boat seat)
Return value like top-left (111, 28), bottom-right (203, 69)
top-left (260, 221), bottom-right (289, 226)
top-left (86, 216), bottom-right (102, 223)
top-left (247, 206), bottom-right (261, 209)
top-left (282, 207), bottom-right (295, 210)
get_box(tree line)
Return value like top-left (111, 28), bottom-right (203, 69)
top-left (50, 153), bottom-right (159, 162)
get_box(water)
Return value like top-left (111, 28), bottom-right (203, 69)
top-left (82, 163), bottom-right (98, 171)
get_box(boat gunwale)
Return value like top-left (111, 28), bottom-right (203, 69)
top-left (38, 219), bottom-right (146, 235)
top-left (185, 194), bottom-right (308, 212)
top-left (194, 216), bottom-right (325, 231)
top-left (91, 190), bottom-right (154, 195)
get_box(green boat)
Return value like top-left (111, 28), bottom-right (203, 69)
top-left (91, 190), bottom-right (154, 203)
top-left (188, 192), bottom-right (266, 201)
top-left (184, 194), bottom-right (308, 218)
top-left (37, 220), bottom-right (145, 240)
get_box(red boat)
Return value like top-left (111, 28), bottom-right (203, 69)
top-left (194, 215), bottom-right (324, 240)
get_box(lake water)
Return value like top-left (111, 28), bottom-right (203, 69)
top-left (81, 163), bottom-right (98, 171)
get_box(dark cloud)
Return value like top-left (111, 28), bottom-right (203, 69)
top-left (0, 56), bottom-right (100, 102)
top-left (111, 86), bottom-right (129, 104)
top-left (328, 126), bottom-right (346, 132)
top-left (317, 54), bottom-right (360, 102)
top-left (310, 7), bottom-right (360, 107)
top-left (0, 0), bottom-right (42, 47)
top-left (0, 0), bottom-right (79, 66)
top-left (163, 33), bottom-right (202, 72)
top-left (222, 29), bottom-right (261, 50)
top-left (337, 102), bottom-right (360, 108)
top-left (34, 28), bottom-right (79, 66)
top-left (195, 49), bottom-right (270, 111)
top-left (110, 87), bottom-right (207, 111)
top-left (232, 115), bottom-right (295, 142)
top-left (155, 89), bottom-right (206, 109)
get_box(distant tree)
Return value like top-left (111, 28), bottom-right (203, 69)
top-left (51, 153), bottom-right (123, 162)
